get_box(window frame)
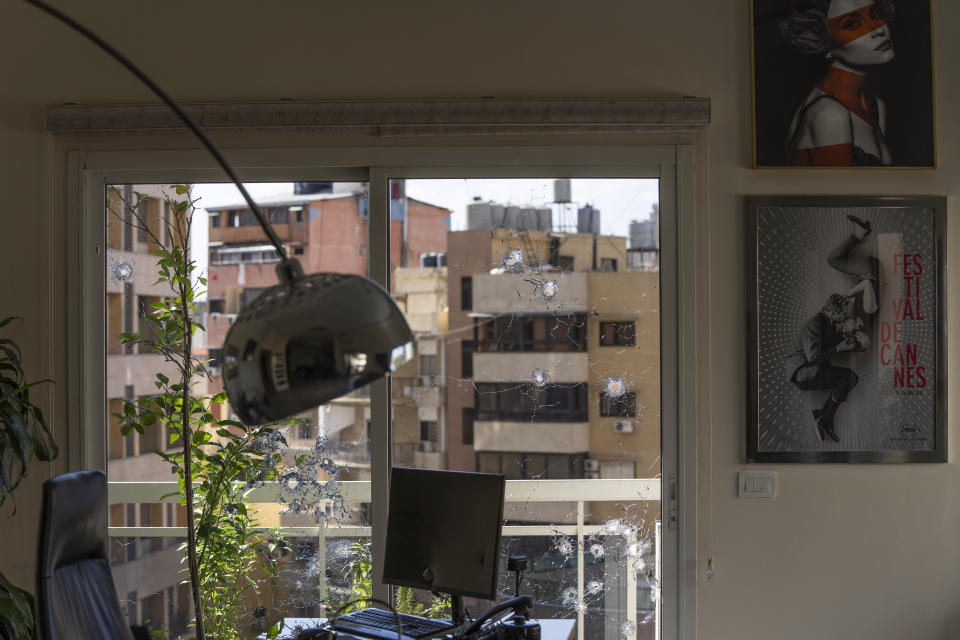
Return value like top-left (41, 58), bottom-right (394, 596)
top-left (67, 143), bottom-right (696, 639)
top-left (599, 320), bottom-right (637, 347)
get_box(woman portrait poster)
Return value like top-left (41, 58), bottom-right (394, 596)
top-left (752, 0), bottom-right (935, 167)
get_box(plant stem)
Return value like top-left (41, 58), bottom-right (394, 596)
top-left (180, 276), bottom-right (205, 640)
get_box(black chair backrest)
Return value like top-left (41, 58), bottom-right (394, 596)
top-left (37, 470), bottom-right (134, 640)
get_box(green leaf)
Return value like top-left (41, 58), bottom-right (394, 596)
top-left (173, 185), bottom-right (190, 195)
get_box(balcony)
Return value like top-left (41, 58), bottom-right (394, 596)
top-left (108, 478), bottom-right (661, 639)
top-left (210, 222), bottom-right (303, 245)
top-left (474, 420), bottom-right (590, 453)
top-left (472, 272), bottom-right (589, 314)
top-left (473, 352), bottom-right (590, 383)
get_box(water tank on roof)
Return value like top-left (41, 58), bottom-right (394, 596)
top-left (537, 207), bottom-right (552, 231)
top-left (504, 206), bottom-right (520, 230)
top-left (554, 179), bottom-right (572, 204)
top-left (491, 204), bottom-right (505, 227)
top-left (578, 205), bottom-right (601, 234)
top-left (467, 202), bottom-right (493, 230)
top-left (629, 219), bottom-right (659, 250)
top-left (517, 207), bottom-right (539, 230)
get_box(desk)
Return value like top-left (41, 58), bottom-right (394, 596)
top-left (272, 617), bottom-right (576, 640)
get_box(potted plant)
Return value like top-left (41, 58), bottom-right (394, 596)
top-left (0, 316), bottom-right (58, 640)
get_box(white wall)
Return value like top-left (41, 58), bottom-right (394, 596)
top-left (1, 1), bottom-right (958, 638)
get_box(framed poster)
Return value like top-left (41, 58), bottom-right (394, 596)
top-left (746, 196), bottom-right (946, 462)
top-left (751, 0), bottom-right (935, 167)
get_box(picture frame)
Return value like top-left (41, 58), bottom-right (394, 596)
top-left (751, 0), bottom-right (935, 168)
top-left (746, 196), bottom-right (946, 463)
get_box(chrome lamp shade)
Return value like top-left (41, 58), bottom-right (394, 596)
top-left (222, 262), bottom-right (415, 425)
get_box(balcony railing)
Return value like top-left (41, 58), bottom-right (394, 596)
top-left (108, 478), bottom-right (660, 640)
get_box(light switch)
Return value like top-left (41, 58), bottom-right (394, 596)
top-left (738, 471), bottom-right (776, 498)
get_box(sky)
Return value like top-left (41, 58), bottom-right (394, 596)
top-left (189, 178), bottom-right (660, 298)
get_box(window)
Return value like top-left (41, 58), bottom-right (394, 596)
top-left (419, 354), bottom-right (437, 377)
top-left (267, 207), bottom-right (289, 224)
top-left (211, 213), bottom-right (221, 228)
top-left (419, 420), bottom-right (438, 442)
top-left (475, 382), bottom-right (588, 422)
top-left (207, 298), bottom-right (224, 313)
top-left (599, 321), bottom-right (636, 347)
top-left (460, 276), bottom-right (472, 311)
top-left (229, 211), bottom-right (239, 227)
top-left (600, 391), bottom-right (637, 417)
top-left (460, 340), bottom-right (474, 378)
top-left (473, 452), bottom-right (586, 479)
top-left (293, 247), bottom-right (305, 256)
top-left (85, 143), bottom-right (693, 638)
top-left (600, 257), bottom-right (617, 272)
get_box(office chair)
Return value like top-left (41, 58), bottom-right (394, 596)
top-left (37, 470), bottom-right (150, 640)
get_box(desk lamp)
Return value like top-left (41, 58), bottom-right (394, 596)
top-left (25, 0), bottom-right (415, 425)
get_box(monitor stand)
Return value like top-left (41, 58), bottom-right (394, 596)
top-left (450, 594), bottom-right (465, 626)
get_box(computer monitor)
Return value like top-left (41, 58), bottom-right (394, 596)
top-left (382, 467), bottom-right (506, 621)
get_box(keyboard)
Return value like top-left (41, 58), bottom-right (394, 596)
top-left (332, 608), bottom-right (456, 640)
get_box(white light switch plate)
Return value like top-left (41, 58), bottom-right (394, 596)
top-left (738, 471), bottom-right (776, 498)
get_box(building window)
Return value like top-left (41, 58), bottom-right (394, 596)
top-left (211, 213), bottom-right (221, 228)
top-left (419, 420), bottom-right (438, 443)
top-left (461, 340), bottom-right (474, 378)
top-left (474, 452), bottom-right (586, 479)
top-left (419, 354), bottom-right (438, 377)
top-left (599, 321), bottom-right (636, 347)
top-left (556, 255), bottom-right (575, 271)
top-left (267, 207), bottom-right (289, 224)
top-left (229, 211), bottom-right (239, 227)
top-left (600, 257), bottom-right (617, 272)
top-left (208, 298), bottom-right (224, 313)
top-left (460, 276), bottom-right (473, 311)
top-left (600, 391), bottom-right (637, 417)
top-left (124, 385), bottom-right (136, 457)
top-left (475, 382), bottom-right (588, 422)
top-left (462, 408), bottom-right (474, 445)
top-left (293, 247), bottom-right (305, 256)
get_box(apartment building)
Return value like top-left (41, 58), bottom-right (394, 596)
top-left (203, 181), bottom-right (450, 478)
top-left (105, 185), bottom-right (193, 635)
top-left (444, 203), bottom-right (660, 526)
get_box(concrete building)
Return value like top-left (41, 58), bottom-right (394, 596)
top-left (444, 213), bottom-right (660, 525)
top-left (391, 264), bottom-right (450, 470)
top-left (105, 185), bottom-right (193, 634)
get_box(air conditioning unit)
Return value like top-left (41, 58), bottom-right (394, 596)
top-left (584, 459), bottom-right (600, 472)
top-left (584, 471), bottom-right (600, 480)
top-left (613, 420), bottom-right (634, 434)
top-left (418, 441), bottom-right (437, 453)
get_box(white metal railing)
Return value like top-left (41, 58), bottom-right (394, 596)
top-left (108, 478), bottom-right (660, 639)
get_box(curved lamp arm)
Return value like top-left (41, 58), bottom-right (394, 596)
top-left (22, 0), bottom-right (288, 261)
